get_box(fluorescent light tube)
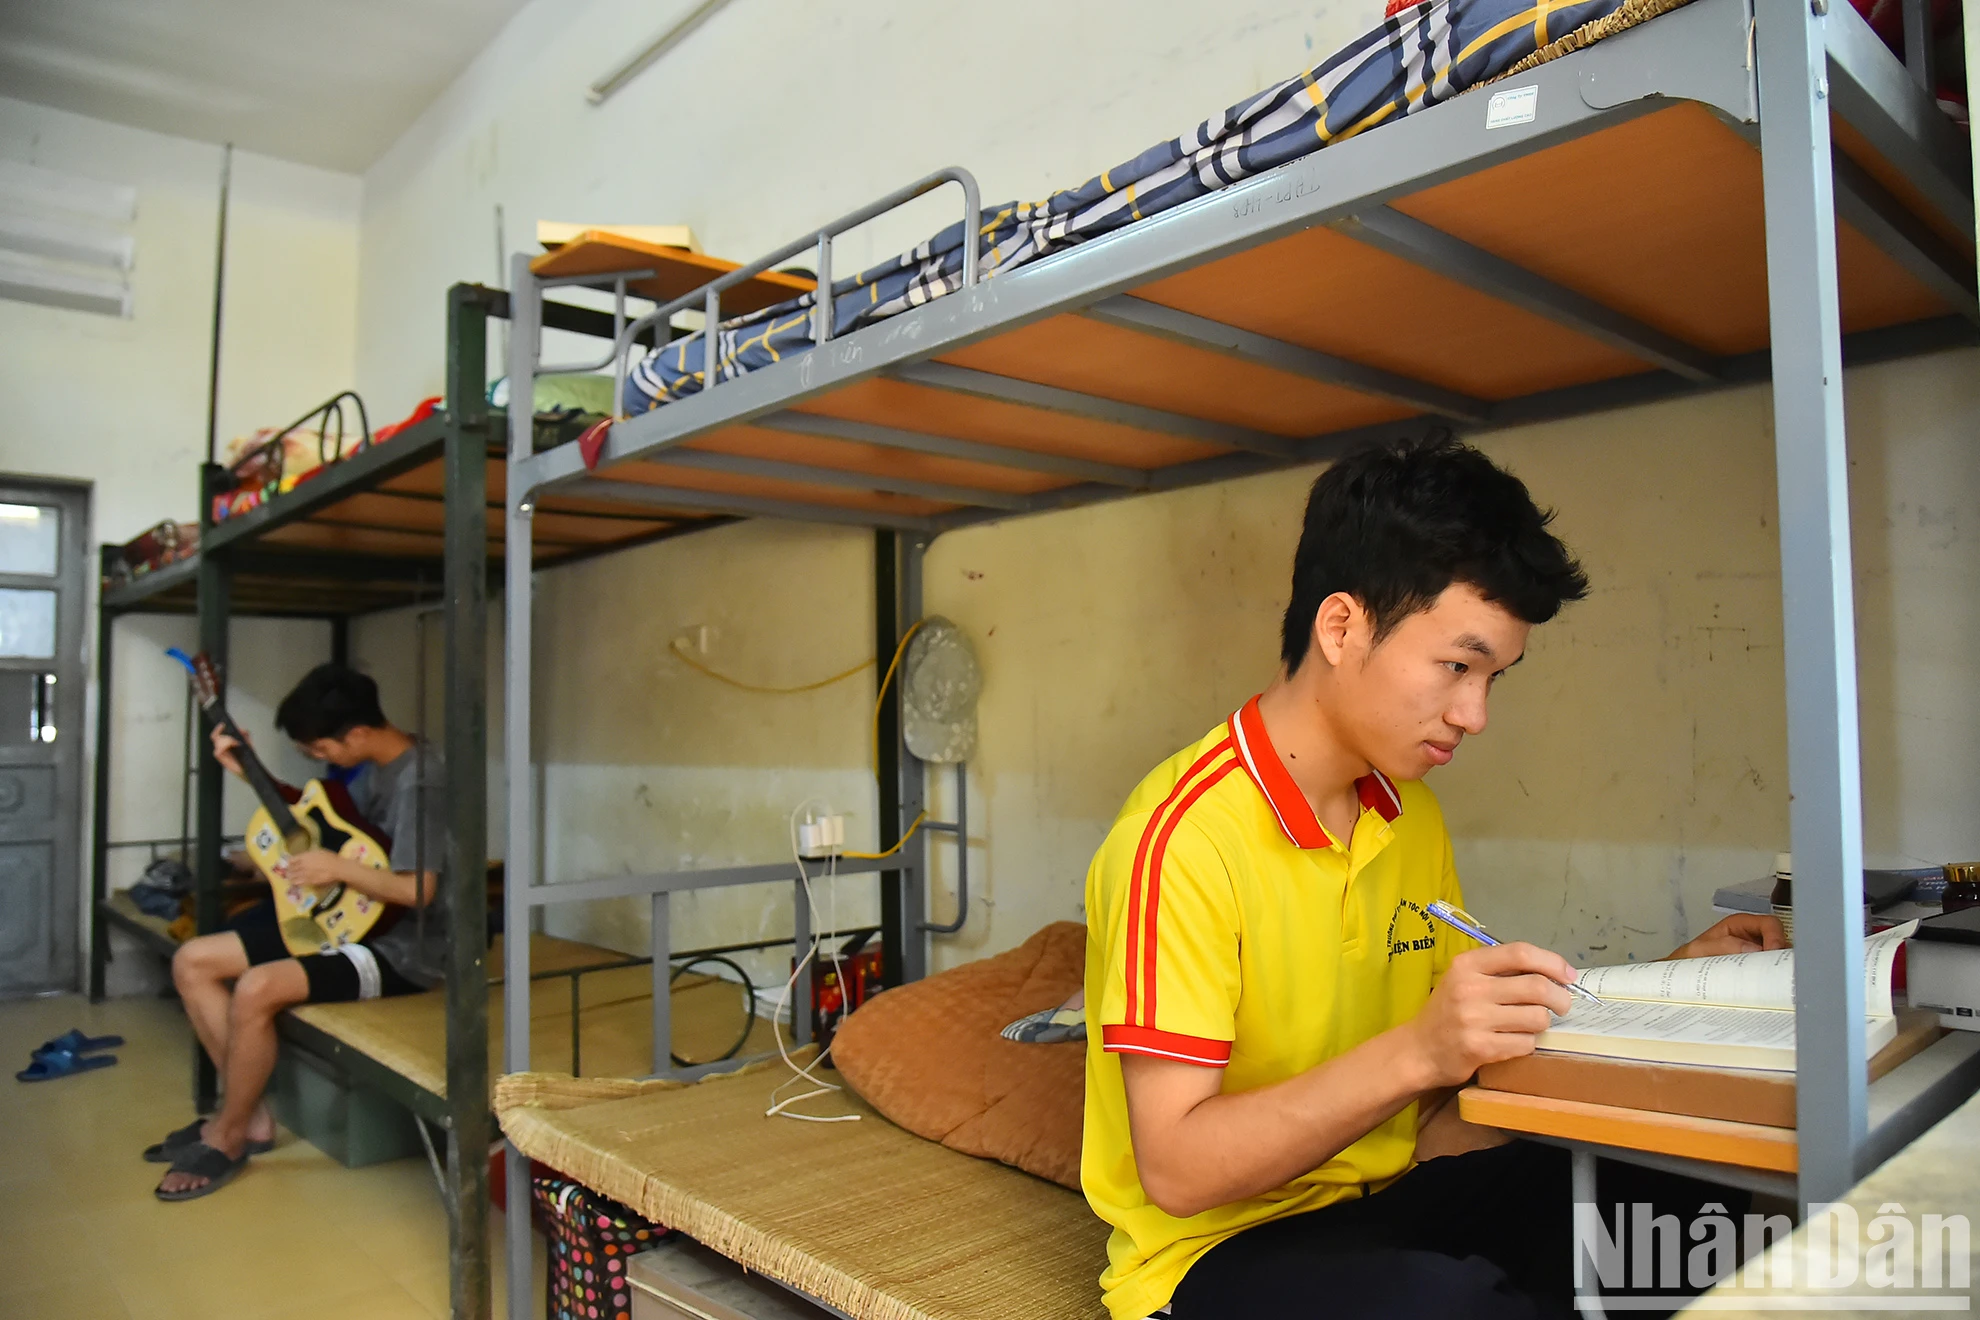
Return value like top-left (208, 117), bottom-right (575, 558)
top-left (0, 160), bottom-right (136, 224)
top-left (0, 209), bottom-right (133, 270)
top-left (0, 252), bottom-right (131, 318)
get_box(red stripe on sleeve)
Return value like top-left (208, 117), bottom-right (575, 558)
top-left (1122, 737), bottom-right (1233, 1026)
top-left (1139, 757), bottom-right (1240, 1029)
top-left (1101, 1024), bottom-right (1233, 1068)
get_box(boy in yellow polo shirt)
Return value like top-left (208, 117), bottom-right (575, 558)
top-left (1084, 435), bottom-right (1782, 1319)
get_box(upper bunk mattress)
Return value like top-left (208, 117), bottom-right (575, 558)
top-left (623, 0), bottom-right (1693, 413)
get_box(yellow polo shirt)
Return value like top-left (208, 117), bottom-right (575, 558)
top-left (1082, 695), bottom-right (1463, 1320)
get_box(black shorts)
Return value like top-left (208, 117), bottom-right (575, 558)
top-left (235, 922), bottom-right (423, 1003)
top-left (1168, 1140), bottom-right (1746, 1320)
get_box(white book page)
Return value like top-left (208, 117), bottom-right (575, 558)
top-left (1571, 921), bottom-right (1914, 1015)
top-left (1538, 999), bottom-right (1901, 1071)
top-left (1546, 999), bottom-right (1801, 1050)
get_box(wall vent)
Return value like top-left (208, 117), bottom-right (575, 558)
top-left (0, 160), bottom-right (136, 318)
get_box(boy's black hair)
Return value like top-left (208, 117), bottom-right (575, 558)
top-left (275, 663), bottom-right (390, 742)
top-left (1281, 432), bottom-right (1589, 672)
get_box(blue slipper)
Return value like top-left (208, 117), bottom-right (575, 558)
top-left (32, 1029), bottom-right (124, 1059)
top-left (17, 1047), bottom-right (117, 1082)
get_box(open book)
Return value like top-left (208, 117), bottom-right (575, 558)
top-left (1536, 922), bottom-right (1917, 1072)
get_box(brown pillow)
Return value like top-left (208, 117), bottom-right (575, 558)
top-left (831, 921), bottom-right (1087, 1190)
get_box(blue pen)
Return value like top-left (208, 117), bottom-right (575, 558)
top-left (1425, 900), bottom-right (1604, 1006)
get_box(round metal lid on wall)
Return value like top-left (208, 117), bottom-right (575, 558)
top-left (902, 616), bottom-right (980, 765)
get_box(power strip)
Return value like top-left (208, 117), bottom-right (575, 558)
top-left (796, 814), bottom-right (847, 858)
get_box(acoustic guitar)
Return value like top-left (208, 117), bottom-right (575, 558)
top-left (168, 648), bottom-right (396, 955)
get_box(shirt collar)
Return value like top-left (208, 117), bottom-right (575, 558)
top-left (1228, 695), bottom-right (1404, 851)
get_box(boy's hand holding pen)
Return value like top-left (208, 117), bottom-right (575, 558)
top-left (1402, 901), bottom-right (1594, 1089)
top-left (1426, 901), bottom-right (1603, 1005)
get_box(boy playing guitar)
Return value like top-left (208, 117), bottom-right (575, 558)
top-left (152, 663), bottom-right (448, 1201)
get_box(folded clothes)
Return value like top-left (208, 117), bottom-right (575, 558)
top-left (128, 882), bottom-right (182, 920)
top-left (488, 374), bottom-right (615, 417)
top-left (211, 394), bottom-right (438, 522)
top-left (107, 521), bottom-right (199, 587)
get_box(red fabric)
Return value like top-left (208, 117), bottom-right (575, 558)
top-left (372, 395), bottom-right (442, 445)
top-left (1385, 0), bottom-right (1416, 14)
top-left (578, 418), bottom-right (613, 470)
top-left (1839, 0), bottom-right (1965, 104)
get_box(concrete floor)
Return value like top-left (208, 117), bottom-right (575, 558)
top-left (0, 990), bottom-right (543, 1320)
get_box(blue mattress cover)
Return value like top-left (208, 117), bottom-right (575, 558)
top-left (625, 0), bottom-right (1661, 416)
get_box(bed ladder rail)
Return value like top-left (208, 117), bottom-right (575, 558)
top-left (533, 167), bottom-right (984, 423)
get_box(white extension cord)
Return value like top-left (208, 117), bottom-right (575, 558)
top-left (764, 800), bottom-right (861, 1123)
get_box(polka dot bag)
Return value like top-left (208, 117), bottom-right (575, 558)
top-left (532, 1169), bottom-right (671, 1320)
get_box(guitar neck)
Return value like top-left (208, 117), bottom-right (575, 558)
top-left (201, 703), bottom-right (306, 842)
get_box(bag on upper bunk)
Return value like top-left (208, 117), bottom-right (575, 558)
top-left (532, 1169), bottom-right (670, 1320)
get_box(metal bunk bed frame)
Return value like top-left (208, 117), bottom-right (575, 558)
top-left (82, 287), bottom-right (509, 1320)
top-left (88, 491), bottom-right (452, 996)
top-left (87, 284), bottom-right (730, 1320)
top-left (495, 0), bottom-right (1977, 1312)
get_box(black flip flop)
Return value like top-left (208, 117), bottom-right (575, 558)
top-left (144, 1117), bottom-right (274, 1163)
top-left (154, 1140), bottom-right (249, 1202)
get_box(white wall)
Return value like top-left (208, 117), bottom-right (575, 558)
top-left (0, 95), bottom-right (361, 539)
top-left (348, 0), bottom-right (1980, 989)
top-left (0, 96), bottom-right (363, 989)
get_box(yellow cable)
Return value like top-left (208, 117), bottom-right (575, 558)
top-left (671, 620), bottom-right (930, 851)
top-left (869, 619), bottom-right (926, 781)
top-left (850, 618), bottom-right (931, 859)
top-left (841, 811), bottom-right (929, 860)
top-left (668, 637), bottom-right (873, 695)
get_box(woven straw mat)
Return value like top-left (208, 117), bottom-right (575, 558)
top-left (497, 1052), bottom-right (1111, 1320)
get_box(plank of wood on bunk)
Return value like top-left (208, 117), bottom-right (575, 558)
top-left (529, 232), bottom-right (815, 317)
top-left (600, 460), bottom-right (959, 518)
top-left (792, 379), bottom-right (1218, 473)
top-left (934, 314), bottom-right (1420, 442)
top-left (1135, 223), bottom-right (1648, 403)
top-left (1382, 102), bottom-right (1952, 362)
top-left (685, 425), bottom-right (1071, 498)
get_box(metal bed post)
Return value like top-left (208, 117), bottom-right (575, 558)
top-left (897, 535), bottom-right (929, 984)
top-left (443, 283), bottom-right (494, 1320)
top-left (1899, 0), bottom-right (1937, 93)
top-left (179, 685), bottom-right (194, 871)
top-left (87, 578), bottom-right (116, 1001)
top-left (1570, 1150), bottom-right (1606, 1318)
top-left (649, 892), bottom-right (671, 1072)
top-left (503, 253), bottom-right (541, 1320)
top-left (791, 872), bottom-right (813, 1047)
top-left (192, 512), bottom-right (230, 1112)
top-left (873, 533), bottom-right (911, 986)
top-left (1756, 0), bottom-right (1869, 1208)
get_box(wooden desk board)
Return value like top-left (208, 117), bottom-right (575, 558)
top-left (1458, 1087), bottom-right (1800, 1172)
top-left (530, 231), bottom-right (815, 316)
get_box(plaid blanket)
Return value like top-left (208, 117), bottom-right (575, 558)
top-left (624, 0), bottom-right (1652, 414)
